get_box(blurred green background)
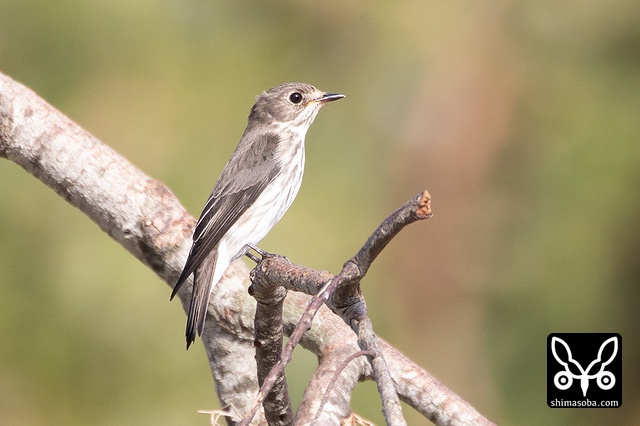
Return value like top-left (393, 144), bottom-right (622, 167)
top-left (1, 1), bottom-right (639, 425)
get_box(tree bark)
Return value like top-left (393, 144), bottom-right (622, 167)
top-left (0, 71), bottom-right (496, 426)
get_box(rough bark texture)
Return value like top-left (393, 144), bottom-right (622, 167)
top-left (0, 71), bottom-right (496, 426)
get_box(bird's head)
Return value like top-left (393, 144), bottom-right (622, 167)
top-left (248, 82), bottom-right (344, 129)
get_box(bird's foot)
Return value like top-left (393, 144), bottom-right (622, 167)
top-left (244, 244), bottom-right (271, 263)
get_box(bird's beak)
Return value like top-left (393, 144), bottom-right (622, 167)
top-left (314, 93), bottom-right (345, 104)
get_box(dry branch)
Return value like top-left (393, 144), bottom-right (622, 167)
top-left (243, 192), bottom-right (432, 425)
top-left (0, 71), bottom-right (496, 426)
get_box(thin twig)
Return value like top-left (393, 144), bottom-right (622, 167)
top-left (356, 316), bottom-right (406, 426)
top-left (313, 350), bottom-right (375, 422)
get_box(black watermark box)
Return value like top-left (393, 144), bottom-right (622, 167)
top-left (547, 333), bottom-right (621, 408)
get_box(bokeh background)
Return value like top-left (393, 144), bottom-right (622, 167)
top-left (1, 1), bottom-right (639, 425)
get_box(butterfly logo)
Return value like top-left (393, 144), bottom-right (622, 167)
top-left (551, 336), bottom-right (618, 397)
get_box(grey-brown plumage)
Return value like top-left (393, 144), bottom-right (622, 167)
top-left (171, 83), bottom-right (344, 348)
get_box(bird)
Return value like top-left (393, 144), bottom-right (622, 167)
top-left (171, 82), bottom-right (344, 348)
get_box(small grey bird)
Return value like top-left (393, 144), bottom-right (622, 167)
top-left (171, 83), bottom-right (344, 348)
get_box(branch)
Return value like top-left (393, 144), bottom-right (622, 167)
top-left (250, 264), bottom-right (293, 425)
top-left (0, 71), bottom-right (495, 426)
top-left (243, 192), bottom-right (431, 425)
top-left (0, 71), bottom-right (266, 424)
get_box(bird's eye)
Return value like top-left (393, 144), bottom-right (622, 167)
top-left (289, 92), bottom-right (303, 104)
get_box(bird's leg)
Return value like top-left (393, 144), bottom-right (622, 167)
top-left (244, 251), bottom-right (260, 263)
top-left (244, 243), bottom-right (271, 263)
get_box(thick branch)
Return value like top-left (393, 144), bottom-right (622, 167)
top-left (0, 71), bottom-right (495, 426)
top-left (250, 264), bottom-right (293, 426)
top-left (0, 72), bottom-right (265, 425)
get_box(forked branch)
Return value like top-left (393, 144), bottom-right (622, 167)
top-left (242, 192), bottom-right (431, 426)
top-left (0, 71), bottom-right (495, 426)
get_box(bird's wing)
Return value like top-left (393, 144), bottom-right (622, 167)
top-left (171, 131), bottom-right (281, 299)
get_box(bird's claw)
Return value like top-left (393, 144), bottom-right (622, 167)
top-left (244, 244), bottom-right (270, 263)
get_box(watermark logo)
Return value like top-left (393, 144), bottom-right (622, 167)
top-left (547, 333), bottom-right (621, 408)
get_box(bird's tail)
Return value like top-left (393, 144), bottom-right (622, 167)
top-left (186, 250), bottom-right (218, 349)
